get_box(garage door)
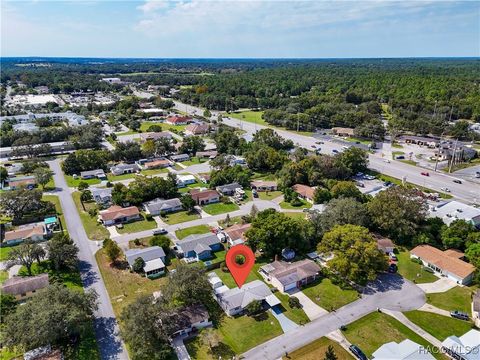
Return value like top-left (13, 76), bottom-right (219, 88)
top-left (284, 283), bottom-right (297, 291)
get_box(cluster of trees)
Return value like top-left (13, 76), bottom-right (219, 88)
top-left (209, 163), bottom-right (251, 188)
top-left (62, 149), bottom-right (112, 175)
top-left (0, 188), bottom-right (55, 224)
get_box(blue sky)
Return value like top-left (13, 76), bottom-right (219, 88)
top-left (1, 0), bottom-right (479, 58)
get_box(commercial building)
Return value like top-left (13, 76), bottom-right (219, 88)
top-left (429, 201), bottom-right (480, 228)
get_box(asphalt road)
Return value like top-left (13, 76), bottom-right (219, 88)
top-left (48, 159), bottom-right (129, 360)
top-left (242, 274), bottom-right (426, 360)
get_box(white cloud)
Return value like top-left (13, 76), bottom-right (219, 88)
top-left (137, 0), bottom-right (169, 14)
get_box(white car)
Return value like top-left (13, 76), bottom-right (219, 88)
top-left (384, 159), bottom-right (390, 163)
top-left (441, 187), bottom-right (451, 193)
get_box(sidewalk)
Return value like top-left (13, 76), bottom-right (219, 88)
top-left (418, 303), bottom-right (451, 317)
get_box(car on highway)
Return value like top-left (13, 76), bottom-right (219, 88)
top-left (332, 149), bottom-right (339, 154)
top-left (311, 145), bottom-right (316, 148)
top-left (364, 175), bottom-right (375, 180)
top-left (450, 310), bottom-right (469, 321)
top-left (476, 172), bottom-right (480, 178)
top-left (153, 228), bottom-right (167, 235)
top-left (453, 179), bottom-right (462, 184)
top-left (315, 141), bottom-right (324, 144)
top-left (421, 172), bottom-right (430, 176)
top-left (441, 187), bottom-right (451, 192)
top-left (349, 345), bottom-right (368, 360)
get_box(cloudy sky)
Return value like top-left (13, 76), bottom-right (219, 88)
top-left (1, 0), bottom-right (479, 58)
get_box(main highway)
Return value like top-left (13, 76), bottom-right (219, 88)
top-left (172, 100), bottom-right (479, 204)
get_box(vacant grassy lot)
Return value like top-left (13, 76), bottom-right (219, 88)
top-left (0, 270), bottom-right (8, 284)
top-left (342, 312), bottom-right (443, 359)
top-left (280, 199), bottom-right (312, 210)
top-left (404, 311), bottom-right (472, 341)
top-left (396, 251), bottom-right (438, 284)
top-left (65, 174), bottom-right (101, 188)
top-left (284, 337), bottom-right (354, 360)
top-left (258, 190), bottom-right (282, 200)
top-left (116, 214), bottom-right (156, 234)
top-left (175, 224), bottom-right (211, 239)
top-left (139, 121), bottom-right (187, 133)
top-left (284, 212), bottom-right (307, 220)
top-left (302, 278), bottom-right (359, 311)
top-left (181, 157), bottom-right (207, 166)
top-left (18, 260), bottom-right (83, 291)
top-left (202, 202), bottom-right (240, 215)
top-left (427, 286), bottom-right (477, 313)
top-left (72, 192), bottom-right (110, 240)
top-left (107, 173), bottom-right (137, 182)
top-left (140, 168), bottom-right (169, 176)
top-left (162, 210), bottom-right (200, 225)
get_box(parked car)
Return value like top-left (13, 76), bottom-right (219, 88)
top-left (332, 149), bottom-right (339, 154)
top-left (349, 345), bottom-right (368, 360)
top-left (388, 263), bottom-right (398, 273)
top-left (421, 172), bottom-right (430, 176)
top-left (356, 182), bottom-right (365, 188)
top-left (396, 155), bottom-right (405, 159)
top-left (153, 228), bottom-right (167, 235)
top-left (252, 189), bottom-right (258, 198)
top-left (364, 175), bottom-right (375, 180)
top-left (441, 187), bottom-right (451, 192)
top-left (384, 159), bottom-right (390, 163)
top-left (311, 145), bottom-right (316, 148)
top-left (450, 310), bottom-right (469, 321)
top-left (453, 179), bottom-right (462, 184)
top-left (315, 141), bottom-right (324, 145)
top-left (476, 172), bottom-right (480, 178)
top-left (383, 181), bottom-right (392, 187)
top-left (388, 252), bottom-right (398, 261)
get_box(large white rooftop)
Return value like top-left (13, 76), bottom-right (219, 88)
top-left (429, 201), bottom-right (480, 226)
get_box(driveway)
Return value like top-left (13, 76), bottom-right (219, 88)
top-left (417, 278), bottom-right (457, 293)
top-left (418, 303), bottom-right (452, 317)
top-left (270, 306), bottom-right (299, 333)
top-left (289, 291), bottom-right (328, 320)
top-left (171, 336), bottom-right (191, 360)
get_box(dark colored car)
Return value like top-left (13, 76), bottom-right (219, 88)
top-left (453, 179), bottom-right (462, 184)
top-left (450, 310), bottom-right (469, 321)
top-left (383, 181), bottom-right (392, 187)
top-left (388, 263), bottom-right (398, 273)
top-left (349, 345), bottom-right (368, 360)
top-left (252, 189), bottom-right (258, 198)
top-left (421, 172), bottom-right (430, 176)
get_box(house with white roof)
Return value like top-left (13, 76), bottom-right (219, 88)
top-left (144, 198), bottom-right (182, 216)
top-left (177, 175), bottom-right (196, 188)
top-left (372, 339), bottom-right (435, 359)
top-left (90, 187), bottom-right (113, 205)
top-left (441, 329), bottom-right (480, 360)
top-left (125, 246), bottom-right (166, 279)
top-left (429, 201), bottom-right (480, 228)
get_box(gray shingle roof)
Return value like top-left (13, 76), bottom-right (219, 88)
top-left (177, 233), bottom-right (220, 254)
top-left (217, 280), bottom-right (272, 311)
top-left (144, 198), bottom-right (182, 213)
top-left (125, 246), bottom-right (166, 267)
top-left (216, 182), bottom-right (242, 193)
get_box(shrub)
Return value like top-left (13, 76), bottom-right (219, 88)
top-left (106, 182), bottom-right (113, 188)
top-left (133, 239), bottom-right (141, 246)
top-left (245, 300), bottom-right (263, 316)
top-left (77, 181), bottom-right (89, 191)
top-left (132, 257), bottom-right (145, 273)
top-left (220, 261), bottom-right (229, 272)
top-left (88, 208), bottom-right (97, 217)
top-left (289, 197), bottom-right (303, 207)
top-left (288, 296), bottom-right (301, 309)
top-left (145, 214), bottom-right (153, 221)
top-left (149, 235), bottom-right (170, 253)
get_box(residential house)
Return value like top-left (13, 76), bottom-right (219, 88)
top-left (441, 329), bottom-right (480, 360)
top-left (229, 155), bottom-right (247, 167)
top-left (176, 233), bottom-right (223, 261)
top-left (292, 184), bottom-right (315, 203)
top-left (165, 116), bottom-right (192, 125)
top-left (473, 290), bottom-right (480, 327)
top-left (110, 163), bottom-right (140, 176)
top-left (3, 224), bottom-right (45, 245)
top-left (5, 175), bottom-right (37, 190)
top-left (139, 131), bottom-right (172, 143)
top-left (1, 273), bottom-right (49, 300)
top-left (199, 174), bottom-right (210, 184)
top-left (375, 235), bottom-right (396, 254)
top-left (5, 162), bottom-right (23, 176)
top-left (98, 205), bottom-right (141, 226)
top-left (410, 245), bottom-right (476, 285)
top-left (170, 154), bottom-right (190, 162)
top-left (429, 201), bottom-right (480, 228)
top-left (90, 187), bottom-right (113, 205)
top-left (251, 180), bottom-right (278, 192)
top-left (185, 122), bottom-right (210, 136)
top-left (372, 339), bottom-right (435, 360)
top-left (170, 304), bottom-right (212, 338)
top-left (216, 182), bottom-right (242, 196)
top-left (190, 189), bottom-right (220, 205)
top-left (24, 346), bottom-right (63, 360)
top-left (332, 127), bottom-right (355, 137)
top-left (259, 259), bottom-right (321, 292)
top-left (80, 169), bottom-right (107, 180)
top-left (144, 198), bottom-right (182, 216)
top-left (125, 246), bottom-right (166, 278)
top-left (196, 150), bottom-right (218, 159)
top-left (142, 159), bottom-right (171, 170)
top-left (177, 174), bottom-right (196, 188)
top-left (224, 223), bottom-right (251, 246)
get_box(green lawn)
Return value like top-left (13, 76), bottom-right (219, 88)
top-left (392, 151), bottom-right (405, 159)
top-left (0, 245), bottom-right (17, 261)
top-left (139, 121), bottom-right (187, 133)
top-left (64, 175), bottom-right (101, 188)
top-left (280, 199), bottom-right (312, 210)
top-left (283, 337), bottom-right (354, 360)
top-left (396, 251), bottom-right (438, 284)
top-left (72, 192), bottom-right (110, 241)
top-left (404, 311), bottom-right (472, 341)
top-left (202, 202), bottom-right (240, 215)
top-left (140, 168), bottom-right (169, 176)
top-left (181, 157), bottom-right (207, 166)
top-left (107, 173), bottom-right (137, 182)
top-left (344, 137), bottom-right (372, 145)
top-left (258, 190), bottom-right (283, 201)
top-left (284, 212), bottom-right (307, 220)
top-left (302, 278), bottom-right (359, 311)
top-left (18, 261), bottom-right (83, 291)
top-left (274, 291), bottom-right (310, 325)
top-left (116, 214), bottom-right (157, 234)
top-left (42, 194), bottom-right (66, 230)
top-left (162, 210), bottom-right (201, 225)
top-left (44, 177), bottom-right (56, 191)
top-left (175, 224), bottom-right (211, 239)
top-left (427, 286), bottom-right (477, 314)
top-left (342, 312), bottom-right (443, 359)
top-left (0, 270), bottom-right (8, 284)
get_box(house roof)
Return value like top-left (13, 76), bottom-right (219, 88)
top-left (261, 259), bottom-right (320, 286)
top-left (170, 154), bottom-right (190, 161)
top-left (177, 233), bottom-right (220, 254)
top-left (217, 280), bottom-right (273, 311)
top-left (216, 182), bottom-right (242, 192)
top-left (110, 163), bottom-right (140, 172)
top-left (144, 258), bottom-right (165, 272)
top-left (196, 150), bottom-right (217, 158)
top-left (1, 273), bottom-right (49, 296)
top-left (166, 116), bottom-right (192, 124)
top-left (251, 180), bottom-right (278, 188)
top-left (190, 189), bottom-right (219, 202)
top-left (140, 132), bottom-right (172, 141)
top-left (125, 246), bottom-right (166, 267)
top-left (430, 201), bottom-right (480, 226)
top-left (4, 224), bottom-right (44, 241)
top-left (441, 329), bottom-right (480, 360)
top-left (24, 346), bottom-right (62, 360)
top-left (186, 122), bottom-right (210, 134)
top-left (8, 175), bottom-right (36, 187)
top-left (410, 245), bottom-right (476, 279)
top-left (99, 205), bottom-right (140, 222)
top-left (144, 198), bottom-right (182, 213)
top-left (372, 339), bottom-right (435, 360)
top-left (225, 223), bottom-right (251, 242)
top-left (332, 127), bottom-right (355, 136)
top-left (292, 184), bottom-right (315, 199)
top-left (90, 187), bottom-right (112, 199)
top-left (473, 290), bottom-right (480, 313)
top-left (144, 159), bottom-right (170, 168)
top-left (80, 169), bottom-right (106, 177)
top-left (178, 175), bottom-right (196, 183)
top-left (170, 304), bottom-right (210, 334)
top-left (375, 236), bottom-right (395, 251)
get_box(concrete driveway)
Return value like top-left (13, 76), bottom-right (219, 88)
top-left (270, 306), bottom-right (299, 333)
top-left (289, 291), bottom-right (328, 320)
top-left (417, 277), bottom-right (457, 293)
top-left (172, 336), bottom-right (191, 360)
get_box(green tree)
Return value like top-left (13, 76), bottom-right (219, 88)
top-left (324, 345), bottom-right (338, 360)
top-left (0, 294), bottom-right (17, 318)
top-left (0, 188), bottom-right (55, 223)
top-left (201, 327), bottom-right (220, 351)
top-left (181, 193), bottom-right (196, 213)
top-left (330, 181), bottom-right (364, 201)
top-left (441, 219), bottom-right (476, 250)
top-left (465, 243), bottom-right (480, 269)
top-left (7, 240), bottom-right (45, 276)
top-left (203, 109), bottom-right (212, 118)
top-left (33, 167), bottom-right (53, 189)
top-left (104, 239), bottom-right (121, 264)
top-left (336, 147), bottom-right (369, 174)
top-left (288, 296), bottom-right (301, 309)
top-left (313, 187), bottom-right (332, 204)
top-left (80, 189), bottom-right (93, 202)
top-left (0, 166), bottom-right (8, 183)
top-left (46, 233), bottom-right (79, 271)
top-left (178, 136), bottom-right (206, 155)
top-left (315, 197), bottom-right (370, 233)
top-left (149, 235), bottom-right (170, 254)
top-left (133, 257), bottom-right (145, 273)
top-left (77, 181), bottom-right (89, 191)
top-left (245, 299), bottom-right (263, 315)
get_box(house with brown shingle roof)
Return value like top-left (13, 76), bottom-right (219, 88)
top-left (332, 127), bottom-right (355, 137)
top-left (1, 273), bottom-right (49, 300)
top-left (189, 189), bottom-right (220, 206)
top-left (143, 159), bottom-right (171, 170)
top-left (224, 223), bottom-right (251, 246)
top-left (165, 116), bottom-right (192, 125)
top-left (259, 259), bottom-right (321, 292)
top-left (251, 180), bottom-right (278, 192)
top-left (139, 131), bottom-right (172, 143)
top-left (98, 205), bottom-right (140, 226)
top-left (292, 184), bottom-right (315, 203)
top-left (410, 245), bottom-right (476, 285)
top-left (3, 224), bottom-right (45, 245)
top-left (185, 122), bottom-right (210, 136)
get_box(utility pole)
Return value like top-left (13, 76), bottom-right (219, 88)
top-left (297, 113), bottom-right (300, 132)
top-left (448, 138), bottom-right (459, 173)
top-left (434, 131), bottom-right (445, 172)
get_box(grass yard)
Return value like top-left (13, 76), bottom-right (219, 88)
top-left (280, 199), bottom-right (312, 210)
top-left (302, 278), bottom-right (359, 311)
top-left (18, 261), bottom-right (83, 291)
top-left (427, 286), bottom-right (477, 313)
top-left (42, 194), bottom-right (66, 230)
top-left (284, 212), bottom-right (307, 220)
top-left (283, 337), bottom-right (354, 360)
top-left (218, 215), bottom-right (244, 227)
top-left (162, 210), bottom-right (201, 225)
top-left (213, 268), bottom-right (259, 289)
top-left (44, 177), bottom-right (56, 191)
top-left (392, 151), bottom-right (405, 159)
top-left (72, 192), bottom-right (110, 241)
top-left (396, 251), bottom-right (438, 284)
top-left (0, 270), bottom-right (8, 284)
top-left (107, 173), bottom-right (137, 182)
top-left (175, 224), bottom-right (211, 239)
top-left (342, 312), bottom-right (443, 359)
top-left (344, 137), bottom-right (372, 145)
top-left (139, 121), bottom-right (187, 133)
top-left (404, 311), bottom-right (472, 341)
top-left (64, 174), bottom-right (101, 188)
top-left (181, 157), bottom-right (207, 166)
top-left (274, 291), bottom-right (310, 325)
top-left (202, 201), bottom-right (240, 215)
top-left (258, 190), bottom-right (282, 201)
top-left (116, 214), bottom-right (157, 234)
top-left (0, 245), bottom-right (17, 261)
top-left (140, 168), bottom-right (169, 176)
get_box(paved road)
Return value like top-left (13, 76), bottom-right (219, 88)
top-left (48, 159), bottom-right (129, 360)
top-left (242, 274), bottom-right (426, 360)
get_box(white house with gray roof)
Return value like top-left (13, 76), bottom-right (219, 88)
top-left (144, 198), bottom-right (182, 215)
top-left (110, 163), bottom-right (140, 176)
top-left (125, 246), bottom-right (166, 278)
top-left (216, 182), bottom-right (242, 196)
top-left (80, 169), bottom-right (107, 180)
top-left (372, 339), bottom-right (435, 359)
top-left (90, 187), bottom-right (113, 205)
top-left (176, 233), bottom-right (223, 261)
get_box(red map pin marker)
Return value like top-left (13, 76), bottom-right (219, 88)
top-left (225, 244), bottom-right (255, 288)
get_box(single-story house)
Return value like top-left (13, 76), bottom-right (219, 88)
top-left (24, 346), bottom-right (62, 360)
top-left (375, 235), bottom-right (396, 254)
top-left (90, 187), bottom-right (113, 205)
top-left (372, 339), bottom-right (435, 360)
top-left (190, 189), bottom-right (220, 205)
top-left (110, 163), bottom-right (141, 176)
top-left (259, 259), bottom-right (321, 292)
top-left (332, 127), bottom-right (355, 137)
top-left (139, 131), bottom-right (172, 143)
top-left (410, 245), bottom-right (476, 285)
top-left (5, 175), bottom-right (37, 190)
top-left (98, 205), bottom-right (141, 226)
top-left (80, 169), bottom-right (107, 180)
top-left (441, 329), bottom-right (480, 360)
top-left (224, 223), bottom-right (251, 246)
top-left (144, 198), bottom-right (182, 215)
top-left (185, 122), bottom-right (210, 136)
top-left (143, 159), bottom-right (171, 170)
top-left (3, 224), bottom-right (45, 245)
top-left (199, 174), bottom-right (210, 183)
top-left (170, 304), bottom-right (212, 338)
top-left (176, 233), bottom-right (223, 261)
top-left (473, 290), bottom-right (480, 327)
top-left (165, 116), bottom-right (192, 125)
top-left (170, 154), bottom-right (190, 162)
top-left (125, 246), bottom-right (166, 278)
top-left (213, 278), bottom-right (280, 316)
top-left (1, 273), bottom-right (49, 300)
top-left (216, 182), bottom-right (242, 196)
top-left (292, 184), bottom-right (315, 203)
top-left (251, 180), bottom-right (278, 192)
top-left (196, 150), bottom-right (218, 159)
top-left (229, 156), bottom-right (247, 167)
top-left (429, 201), bottom-right (480, 228)
top-left (177, 174), bottom-right (196, 187)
